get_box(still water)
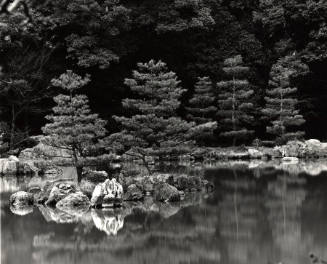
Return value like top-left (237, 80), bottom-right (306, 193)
top-left (2, 162), bottom-right (327, 264)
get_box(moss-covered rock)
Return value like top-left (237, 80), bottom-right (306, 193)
top-left (154, 183), bottom-right (181, 202)
top-left (123, 184), bottom-right (144, 201)
top-left (45, 182), bottom-right (77, 206)
top-left (56, 192), bottom-right (90, 211)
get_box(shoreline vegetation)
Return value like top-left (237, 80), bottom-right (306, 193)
top-left (2, 138), bottom-right (327, 176)
top-left (5, 137), bottom-right (327, 224)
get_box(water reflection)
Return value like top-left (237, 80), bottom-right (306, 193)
top-left (3, 164), bottom-right (327, 264)
top-left (91, 210), bottom-right (124, 236)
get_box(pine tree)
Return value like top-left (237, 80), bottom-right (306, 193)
top-left (106, 60), bottom-right (216, 173)
top-left (42, 70), bottom-right (107, 168)
top-left (216, 55), bottom-right (255, 145)
top-left (185, 76), bottom-right (217, 143)
top-left (262, 55), bottom-right (306, 144)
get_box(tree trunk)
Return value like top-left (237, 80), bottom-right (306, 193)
top-left (76, 165), bottom-right (83, 182)
top-left (10, 104), bottom-right (15, 150)
top-left (72, 146), bottom-right (83, 182)
top-left (141, 155), bottom-right (152, 176)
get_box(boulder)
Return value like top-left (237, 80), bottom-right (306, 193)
top-left (80, 179), bottom-right (96, 197)
top-left (27, 176), bottom-right (45, 193)
top-left (247, 148), bottom-right (263, 159)
top-left (33, 180), bottom-right (58, 204)
top-left (56, 192), bottom-right (90, 211)
top-left (167, 175), bottom-right (208, 192)
top-left (154, 182), bottom-right (181, 202)
top-left (91, 178), bottom-right (123, 207)
top-left (45, 182), bottom-right (77, 206)
top-left (10, 191), bottom-right (34, 207)
top-left (33, 190), bottom-right (49, 204)
top-left (305, 139), bottom-right (327, 157)
top-left (275, 140), bottom-right (307, 158)
top-left (123, 184), bottom-right (144, 201)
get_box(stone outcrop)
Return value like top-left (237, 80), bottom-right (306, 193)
top-left (19, 136), bottom-right (73, 161)
top-left (123, 184), bottom-right (144, 201)
top-left (45, 182), bottom-right (77, 206)
top-left (80, 179), bottom-right (96, 198)
top-left (247, 148), bottom-right (264, 159)
top-left (275, 139), bottom-right (327, 158)
top-left (167, 175), bottom-right (203, 192)
top-left (10, 191), bottom-right (34, 207)
top-left (154, 182), bottom-right (181, 202)
top-left (56, 192), bottom-right (90, 212)
top-left (9, 191), bottom-right (34, 215)
top-left (305, 139), bottom-right (327, 157)
top-left (91, 178), bottom-right (123, 207)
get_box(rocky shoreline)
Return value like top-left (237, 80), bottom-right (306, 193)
top-left (9, 170), bottom-right (214, 217)
top-left (5, 138), bottom-right (327, 216)
top-left (2, 139), bottom-right (327, 176)
top-left (190, 139), bottom-right (327, 161)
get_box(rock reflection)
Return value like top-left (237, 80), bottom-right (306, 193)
top-left (91, 209), bottom-right (124, 236)
top-left (38, 205), bottom-right (80, 223)
top-left (10, 204), bottom-right (34, 216)
top-left (4, 165), bottom-right (327, 264)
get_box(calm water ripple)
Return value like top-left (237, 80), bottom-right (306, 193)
top-left (2, 163), bottom-right (327, 264)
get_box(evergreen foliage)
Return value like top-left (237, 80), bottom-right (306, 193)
top-left (216, 55), bottom-right (255, 145)
top-left (2, 0), bottom-right (327, 143)
top-left (185, 76), bottom-right (217, 143)
top-left (42, 70), bottom-right (107, 164)
top-left (106, 60), bottom-right (216, 171)
top-left (262, 55), bottom-right (307, 144)
top-left (0, 122), bottom-right (8, 156)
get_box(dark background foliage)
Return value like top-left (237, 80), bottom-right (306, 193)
top-left (1, 0), bottom-right (327, 144)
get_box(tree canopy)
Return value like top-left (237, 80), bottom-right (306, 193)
top-left (0, 0), bottom-right (326, 147)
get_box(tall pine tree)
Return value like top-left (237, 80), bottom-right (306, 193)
top-left (106, 60), bottom-right (215, 173)
top-left (42, 70), bottom-right (107, 171)
top-left (217, 55), bottom-right (254, 145)
top-left (185, 76), bottom-right (217, 144)
top-left (262, 55), bottom-right (307, 144)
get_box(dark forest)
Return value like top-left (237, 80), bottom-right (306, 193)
top-left (1, 0), bottom-right (327, 151)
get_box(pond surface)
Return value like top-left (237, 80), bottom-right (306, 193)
top-left (2, 162), bottom-right (327, 264)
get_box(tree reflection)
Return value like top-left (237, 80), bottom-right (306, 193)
top-left (4, 166), bottom-right (327, 264)
top-left (265, 171), bottom-right (309, 264)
